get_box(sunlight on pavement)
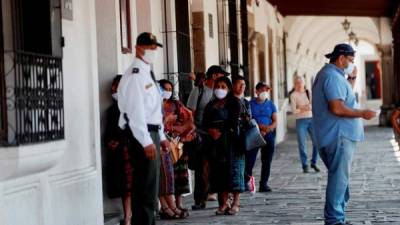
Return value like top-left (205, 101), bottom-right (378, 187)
top-left (391, 139), bottom-right (400, 160)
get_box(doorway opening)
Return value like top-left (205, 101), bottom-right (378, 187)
top-left (365, 61), bottom-right (381, 100)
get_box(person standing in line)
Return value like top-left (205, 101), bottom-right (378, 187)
top-left (117, 32), bottom-right (170, 225)
top-left (186, 65), bottom-right (230, 210)
top-left (290, 76), bottom-right (320, 173)
top-left (104, 75), bottom-right (133, 225)
top-left (158, 79), bottom-right (194, 219)
top-left (250, 82), bottom-right (277, 192)
top-left (231, 76), bottom-right (256, 193)
top-left (202, 76), bottom-right (244, 215)
top-left (312, 43), bottom-right (376, 225)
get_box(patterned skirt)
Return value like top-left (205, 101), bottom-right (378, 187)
top-left (174, 158), bottom-right (190, 195)
top-left (159, 152), bottom-right (175, 195)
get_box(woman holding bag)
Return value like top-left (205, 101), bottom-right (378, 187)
top-left (158, 79), bottom-right (194, 219)
top-left (202, 76), bottom-right (244, 216)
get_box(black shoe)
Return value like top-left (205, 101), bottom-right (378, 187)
top-left (259, 185), bottom-right (272, 192)
top-left (191, 203), bottom-right (206, 210)
top-left (302, 166), bottom-right (309, 173)
top-left (311, 164), bottom-right (320, 172)
top-left (331, 222), bottom-right (352, 225)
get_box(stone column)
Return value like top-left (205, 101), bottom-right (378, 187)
top-left (393, 7), bottom-right (400, 106)
top-left (378, 44), bottom-right (395, 126)
top-left (380, 6), bottom-right (400, 126)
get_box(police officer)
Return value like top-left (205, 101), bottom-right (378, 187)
top-left (118, 32), bottom-right (170, 225)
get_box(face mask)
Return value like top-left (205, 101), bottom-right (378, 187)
top-left (214, 89), bottom-right (228, 99)
top-left (112, 93), bottom-right (118, 101)
top-left (142, 49), bottom-right (157, 64)
top-left (162, 91), bottom-right (172, 100)
top-left (258, 91), bottom-right (269, 101)
top-left (344, 62), bottom-right (355, 75)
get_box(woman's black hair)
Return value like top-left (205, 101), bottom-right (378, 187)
top-left (214, 76), bottom-right (232, 90)
top-left (158, 79), bottom-right (173, 90)
top-left (232, 75), bottom-right (247, 85)
top-left (112, 75), bottom-right (122, 86)
top-left (194, 72), bottom-right (206, 87)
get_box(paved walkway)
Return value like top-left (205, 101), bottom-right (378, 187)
top-left (158, 126), bottom-right (400, 225)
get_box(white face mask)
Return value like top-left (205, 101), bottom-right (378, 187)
top-left (112, 93), bottom-right (118, 101)
top-left (162, 91), bottom-right (172, 100)
top-left (344, 62), bottom-right (355, 75)
top-left (258, 91), bottom-right (269, 101)
top-left (142, 49), bottom-right (157, 64)
top-left (214, 89), bottom-right (228, 99)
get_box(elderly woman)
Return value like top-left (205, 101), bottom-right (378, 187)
top-left (158, 79), bottom-right (194, 219)
top-left (202, 76), bottom-right (244, 216)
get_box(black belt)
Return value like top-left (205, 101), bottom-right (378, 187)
top-left (147, 124), bottom-right (161, 132)
top-left (124, 113), bottom-right (160, 132)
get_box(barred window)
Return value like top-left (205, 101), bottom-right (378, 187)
top-left (1, 0), bottom-right (64, 146)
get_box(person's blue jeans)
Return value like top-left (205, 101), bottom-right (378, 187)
top-left (295, 118), bottom-right (319, 168)
top-left (318, 136), bottom-right (357, 225)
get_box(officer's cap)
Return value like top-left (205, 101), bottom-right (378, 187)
top-left (136, 32), bottom-right (163, 47)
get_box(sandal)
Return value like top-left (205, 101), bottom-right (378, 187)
top-left (215, 205), bottom-right (229, 216)
top-left (177, 206), bottom-right (189, 212)
top-left (226, 204), bottom-right (240, 215)
top-left (173, 208), bottom-right (189, 219)
top-left (159, 207), bottom-right (180, 220)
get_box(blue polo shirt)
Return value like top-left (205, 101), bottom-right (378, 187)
top-left (312, 63), bottom-right (364, 148)
top-left (250, 98), bottom-right (277, 126)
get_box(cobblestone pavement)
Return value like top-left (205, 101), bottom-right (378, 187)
top-left (157, 126), bottom-right (400, 225)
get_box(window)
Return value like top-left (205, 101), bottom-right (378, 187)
top-left (228, 0), bottom-right (239, 76)
top-left (174, 0), bottom-right (193, 104)
top-left (0, 6), bottom-right (5, 144)
top-left (120, 0), bottom-right (132, 54)
top-left (277, 36), bottom-right (286, 99)
top-left (208, 14), bottom-right (213, 38)
top-left (1, 0), bottom-right (64, 145)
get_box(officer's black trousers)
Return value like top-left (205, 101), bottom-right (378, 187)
top-left (129, 131), bottom-right (160, 225)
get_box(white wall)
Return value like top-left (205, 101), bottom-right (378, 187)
top-left (0, 1), bottom-right (104, 225)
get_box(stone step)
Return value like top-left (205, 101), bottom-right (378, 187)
top-left (104, 213), bottom-right (121, 225)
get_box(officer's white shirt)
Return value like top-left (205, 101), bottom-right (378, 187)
top-left (117, 57), bottom-right (166, 147)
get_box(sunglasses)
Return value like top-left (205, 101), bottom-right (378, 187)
top-left (347, 76), bottom-right (357, 81)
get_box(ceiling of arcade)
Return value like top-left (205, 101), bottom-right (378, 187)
top-left (284, 16), bottom-right (390, 57)
top-left (267, 0), bottom-right (398, 17)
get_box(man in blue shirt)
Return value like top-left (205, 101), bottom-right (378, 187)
top-left (250, 82), bottom-right (277, 192)
top-left (312, 44), bottom-right (376, 225)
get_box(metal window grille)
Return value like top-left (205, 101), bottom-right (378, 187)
top-left (208, 14), bottom-right (214, 38)
top-left (0, 0), bottom-right (65, 146)
top-left (5, 51), bottom-right (64, 145)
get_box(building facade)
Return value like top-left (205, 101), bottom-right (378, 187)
top-left (1, 0), bottom-right (399, 225)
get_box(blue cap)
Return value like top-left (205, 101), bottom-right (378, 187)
top-left (325, 43), bottom-right (355, 59)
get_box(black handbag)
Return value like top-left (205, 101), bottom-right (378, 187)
top-left (243, 119), bottom-right (267, 151)
top-left (239, 99), bottom-right (267, 151)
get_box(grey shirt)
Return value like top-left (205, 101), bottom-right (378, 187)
top-left (186, 85), bottom-right (214, 126)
